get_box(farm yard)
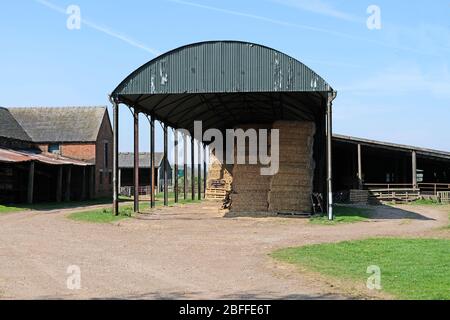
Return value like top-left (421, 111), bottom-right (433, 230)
top-left (0, 200), bottom-right (448, 300)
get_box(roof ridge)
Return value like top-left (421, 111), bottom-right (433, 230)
top-left (7, 106), bottom-right (107, 110)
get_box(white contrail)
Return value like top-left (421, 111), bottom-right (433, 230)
top-left (34, 0), bottom-right (160, 56)
top-left (167, 0), bottom-right (443, 57)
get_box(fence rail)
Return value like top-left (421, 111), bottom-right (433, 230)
top-left (364, 183), bottom-right (450, 196)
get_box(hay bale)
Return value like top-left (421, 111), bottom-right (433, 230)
top-left (268, 121), bottom-right (315, 213)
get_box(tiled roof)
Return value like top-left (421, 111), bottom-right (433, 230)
top-left (8, 106), bottom-right (107, 142)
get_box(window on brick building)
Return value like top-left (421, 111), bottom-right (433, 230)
top-left (99, 171), bottom-right (103, 185)
top-left (48, 143), bottom-right (60, 154)
top-left (108, 172), bottom-right (112, 185)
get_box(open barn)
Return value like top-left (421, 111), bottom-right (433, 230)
top-left (110, 41), bottom-right (337, 217)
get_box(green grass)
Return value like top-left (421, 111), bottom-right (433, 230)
top-left (67, 197), bottom-right (202, 223)
top-left (411, 198), bottom-right (442, 206)
top-left (310, 205), bottom-right (373, 224)
top-left (0, 197), bottom-right (136, 214)
top-left (272, 238), bottom-right (450, 300)
top-left (68, 207), bottom-right (132, 223)
top-left (0, 205), bottom-right (28, 214)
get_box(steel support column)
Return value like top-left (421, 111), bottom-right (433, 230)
top-left (197, 141), bottom-right (201, 200)
top-left (203, 145), bottom-right (207, 199)
top-left (163, 124), bottom-right (169, 206)
top-left (412, 150), bottom-right (417, 189)
top-left (174, 130), bottom-right (179, 203)
top-left (357, 143), bottom-right (363, 190)
top-left (150, 117), bottom-right (155, 208)
top-left (184, 134), bottom-right (188, 200)
top-left (112, 99), bottom-right (119, 215)
top-left (191, 136), bottom-right (195, 200)
top-left (326, 91), bottom-right (336, 220)
top-left (27, 161), bottom-right (35, 204)
top-left (133, 110), bottom-right (139, 213)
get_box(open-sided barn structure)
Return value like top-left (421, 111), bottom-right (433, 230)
top-left (110, 41), bottom-right (337, 217)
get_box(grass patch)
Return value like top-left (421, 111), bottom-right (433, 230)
top-left (0, 205), bottom-right (29, 214)
top-left (272, 238), bottom-right (450, 300)
top-left (411, 198), bottom-right (442, 206)
top-left (0, 197), bottom-right (131, 214)
top-left (67, 197), bottom-right (202, 223)
top-left (68, 207), bottom-right (133, 223)
top-left (310, 205), bottom-right (373, 224)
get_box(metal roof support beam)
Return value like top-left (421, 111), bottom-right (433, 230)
top-left (326, 91), bottom-right (336, 220)
top-left (174, 129), bottom-right (179, 204)
top-left (358, 144), bottom-right (363, 190)
top-left (203, 145), bottom-right (207, 199)
top-left (112, 99), bottom-right (120, 216)
top-left (191, 135), bottom-right (195, 200)
top-left (412, 150), bottom-right (417, 189)
top-left (133, 110), bottom-right (140, 213)
top-left (164, 124), bottom-right (169, 206)
top-left (197, 140), bottom-right (202, 201)
top-left (150, 116), bottom-right (156, 208)
top-left (183, 134), bottom-right (188, 200)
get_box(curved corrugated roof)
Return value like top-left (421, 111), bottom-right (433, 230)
top-left (113, 40), bottom-right (332, 95)
top-left (111, 41), bottom-right (334, 134)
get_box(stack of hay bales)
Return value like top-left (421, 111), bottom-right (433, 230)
top-left (230, 164), bottom-right (271, 212)
top-left (230, 124), bottom-right (272, 213)
top-left (205, 154), bottom-right (232, 200)
top-left (268, 121), bottom-right (316, 213)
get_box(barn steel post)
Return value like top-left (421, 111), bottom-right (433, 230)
top-left (203, 145), bottom-right (207, 199)
top-left (112, 98), bottom-right (119, 215)
top-left (56, 165), bottom-right (63, 202)
top-left (326, 91), bottom-right (336, 220)
top-left (197, 141), bottom-right (202, 200)
top-left (191, 135), bottom-right (195, 200)
top-left (184, 134), bottom-right (188, 200)
top-left (174, 130), bottom-right (179, 203)
top-left (133, 110), bottom-right (140, 213)
top-left (357, 144), bottom-right (363, 189)
top-left (163, 124), bottom-right (169, 206)
top-left (412, 150), bottom-right (417, 189)
top-left (27, 161), bottom-right (35, 204)
top-left (150, 116), bottom-right (155, 208)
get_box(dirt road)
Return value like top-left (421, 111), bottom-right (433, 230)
top-left (0, 202), bottom-right (448, 299)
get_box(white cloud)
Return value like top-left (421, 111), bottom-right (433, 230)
top-left (35, 0), bottom-right (160, 55)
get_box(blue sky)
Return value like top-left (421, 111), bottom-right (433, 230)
top-left (1, 0), bottom-right (449, 153)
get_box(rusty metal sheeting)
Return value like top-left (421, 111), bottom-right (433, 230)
top-left (0, 148), bottom-right (92, 166)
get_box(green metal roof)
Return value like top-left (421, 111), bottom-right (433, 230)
top-left (111, 41), bottom-right (335, 135)
top-left (112, 41), bottom-right (332, 96)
